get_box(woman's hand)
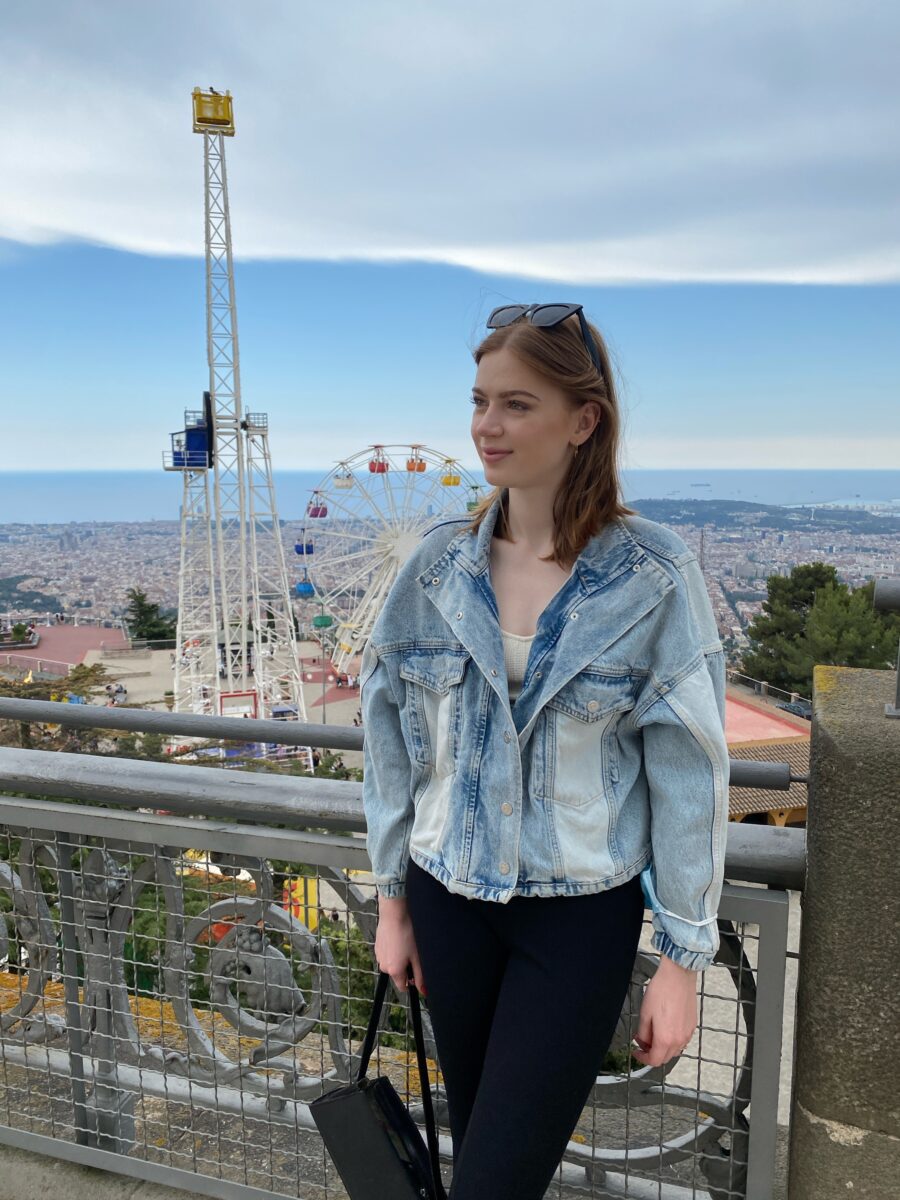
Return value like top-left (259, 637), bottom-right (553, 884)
top-left (374, 897), bottom-right (428, 997)
top-left (631, 956), bottom-right (697, 1067)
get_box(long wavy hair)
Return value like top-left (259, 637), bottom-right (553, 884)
top-left (465, 311), bottom-right (636, 568)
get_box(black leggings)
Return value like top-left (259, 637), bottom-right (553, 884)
top-left (405, 857), bottom-right (646, 1200)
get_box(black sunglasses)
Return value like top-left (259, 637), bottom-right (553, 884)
top-left (486, 303), bottom-right (604, 378)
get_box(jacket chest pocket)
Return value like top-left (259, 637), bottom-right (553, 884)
top-left (545, 673), bottom-right (635, 809)
top-left (399, 649), bottom-right (470, 776)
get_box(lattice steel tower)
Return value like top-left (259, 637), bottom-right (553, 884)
top-left (163, 89), bottom-right (310, 759)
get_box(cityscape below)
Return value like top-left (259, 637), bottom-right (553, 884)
top-left (1, 469), bottom-right (896, 663)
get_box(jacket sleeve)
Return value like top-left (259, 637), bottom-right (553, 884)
top-left (359, 639), bottom-right (415, 899)
top-left (636, 632), bottom-right (730, 973)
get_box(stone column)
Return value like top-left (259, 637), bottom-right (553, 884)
top-left (789, 666), bottom-right (900, 1197)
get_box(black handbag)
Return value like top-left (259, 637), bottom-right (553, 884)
top-left (309, 966), bottom-right (449, 1199)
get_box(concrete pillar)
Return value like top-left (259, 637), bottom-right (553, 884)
top-left (789, 666), bottom-right (900, 1197)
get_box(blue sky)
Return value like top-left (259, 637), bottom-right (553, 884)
top-left (1, 1), bottom-right (897, 470)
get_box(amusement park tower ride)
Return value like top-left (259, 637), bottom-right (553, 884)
top-left (163, 89), bottom-right (309, 748)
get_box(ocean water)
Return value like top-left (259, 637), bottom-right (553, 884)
top-left (0, 469), bottom-right (898, 524)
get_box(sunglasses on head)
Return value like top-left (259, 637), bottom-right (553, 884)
top-left (486, 303), bottom-right (604, 378)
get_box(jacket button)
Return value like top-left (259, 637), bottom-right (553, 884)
top-left (587, 699), bottom-right (599, 711)
top-left (456, 611), bottom-right (463, 619)
top-left (535, 670), bottom-right (542, 678)
top-left (501, 802), bottom-right (513, 815)
top-left (632, 563), bottom-right (641, 571)
top-left (570, 611), bottom-right (579, 620)
top-left (431, 577), bottom-right (441, 585)
top-left (491, 668), bottom-right (498, 676)
top-left (499, 861), bottom-right (510, 874)
top-left (503, 730), bottom-right (512, 742)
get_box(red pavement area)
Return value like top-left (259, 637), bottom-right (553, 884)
top-left (299, 655), bottom-right (360, 708)
top-left (4, 625), bottom-right (129, 667)
top-left (725, 694), bottom-right (809, 744)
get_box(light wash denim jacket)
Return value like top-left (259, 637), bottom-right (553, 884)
top-left (359, 489), bottom-right (730, 971)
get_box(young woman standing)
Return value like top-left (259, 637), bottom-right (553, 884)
top-left (359, 304), bottom-right (730, 1199)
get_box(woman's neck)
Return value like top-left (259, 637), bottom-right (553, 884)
top-left (500, 486), bottom-right (558, 557)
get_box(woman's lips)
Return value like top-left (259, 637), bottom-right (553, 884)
top-left (483, 450), bottom-right (511, 459)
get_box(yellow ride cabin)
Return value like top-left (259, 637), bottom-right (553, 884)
top-left (192, 87), bottom-right (235, 135)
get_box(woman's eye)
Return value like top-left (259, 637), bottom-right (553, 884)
top-left (469, 397), bottom-right (527, 410)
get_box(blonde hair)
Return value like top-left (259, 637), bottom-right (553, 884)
top-left (465, 312), bottom-right (635, 567)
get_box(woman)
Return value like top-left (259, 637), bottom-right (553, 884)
top-left (359, 303), bottom-right (730, 1199)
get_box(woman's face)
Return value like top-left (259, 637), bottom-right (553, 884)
top-left (471, 346), bottom-right (599, 490)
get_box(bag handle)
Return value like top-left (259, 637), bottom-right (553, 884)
top-left (356, 968), bottom-right (447, 1200)
top-left (355, 967), bottom-right (390, 1083)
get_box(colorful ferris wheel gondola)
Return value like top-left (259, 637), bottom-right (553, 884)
top-left (295, 568), bottom-right (315, 599)
top-left (307, 491), bottom-right (328, 518)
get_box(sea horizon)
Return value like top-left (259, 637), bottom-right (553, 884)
top-left (0, 468), bottom-right (898, 524)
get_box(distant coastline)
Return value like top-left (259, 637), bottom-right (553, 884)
top-left (0, 469), bottom-right (897, 524)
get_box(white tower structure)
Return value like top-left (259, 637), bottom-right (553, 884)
top-left (164, 89), bottom-right (310, 759)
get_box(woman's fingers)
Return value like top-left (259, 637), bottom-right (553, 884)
top-left (409, 951), bottom-right (427, 997)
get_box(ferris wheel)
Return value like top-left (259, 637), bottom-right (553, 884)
top-left (293, 444), bottom-right (486, 673)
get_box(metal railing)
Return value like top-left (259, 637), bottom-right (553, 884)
top-left (0, 699), bottom-right (803, 1199)
top-left (726, 670), bottom-right (810, 707)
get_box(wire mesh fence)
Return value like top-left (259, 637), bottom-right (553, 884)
top-left (0, 794), bottom-right (788, 1199)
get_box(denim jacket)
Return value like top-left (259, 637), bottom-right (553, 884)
top-left (359, 489), bottom-right (730, 971)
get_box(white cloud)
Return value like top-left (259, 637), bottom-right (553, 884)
top-left (1, 0), bottom-right (898, 283)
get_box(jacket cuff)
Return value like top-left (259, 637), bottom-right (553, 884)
top-left (651, 928), bottom-right (716, 973)
top-left (376, 880), bottom-right (407, 899)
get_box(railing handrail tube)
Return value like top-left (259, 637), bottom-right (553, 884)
top-left (0, 697), bottom-right (363, 751)
top-left (0, 700), bottom-right (803, 791)
top-left (0, 745), bottom-right (365, 832)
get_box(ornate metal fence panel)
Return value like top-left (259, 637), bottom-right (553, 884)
top-left (0, 791), bottom-right (787, 1199)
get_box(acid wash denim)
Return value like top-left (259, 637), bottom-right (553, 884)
top-left (359, 490), bottom-right (730, 972)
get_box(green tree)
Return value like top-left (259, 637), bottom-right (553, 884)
top-left (0, 662), bottom-right (111, 748)
top-left (125, 587), bottom-right (177, 641)
top-left (741, 567), bottom-right (900, 696)
top-left (780, 580), bottom-right (900, 695)
top-left (740, 563), bottom-right (839, 692)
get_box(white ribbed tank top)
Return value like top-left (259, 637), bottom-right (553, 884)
top-left (500, 628), bottom-right (535, 704)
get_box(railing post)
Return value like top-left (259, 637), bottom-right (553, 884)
top-left (56, 836), bottom-right (91, 1145)
top-left (73, 845), bottom-right (136, 1153)
top-left (788, 666), bottom-right (900, 1197)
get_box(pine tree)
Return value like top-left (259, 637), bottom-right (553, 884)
top-left (741, 566), bottom-right (900, 696)
top-left (125, 587), bottom-right (177, 641)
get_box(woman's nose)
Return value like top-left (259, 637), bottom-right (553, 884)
top-left (475, 408), bottom-right (503, 435)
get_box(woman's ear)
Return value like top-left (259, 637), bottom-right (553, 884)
top-left (579, 400), bottom-right (602, 439)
